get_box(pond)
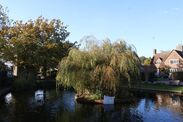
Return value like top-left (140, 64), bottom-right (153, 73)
top-left (0, 89), bottom-right (183, 122)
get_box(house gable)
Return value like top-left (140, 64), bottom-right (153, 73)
top-left (164, 50), bottom-right (183, 68)
top-left (151, 51), bottom-right (169, 69)
top-left (154, 58), bottom-right (162, 68)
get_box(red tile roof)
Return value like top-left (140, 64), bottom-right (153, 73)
top-left (151, 51), bottom-right (170, 64)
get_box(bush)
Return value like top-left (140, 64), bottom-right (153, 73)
top-left (13, 78), bottom-right (35, 91)
top-left (85, 90), bottom-right (102, 100)
top-left (13, 71), bottom-right (36, 91)
top-left (0, 70), bottom-right (7, 87)
top-left (148, 71), bottom-right (157, 81)
top-left (171, 72), bottom-right (183, 81)
top-left (0, 62), bottom-right (7, 87)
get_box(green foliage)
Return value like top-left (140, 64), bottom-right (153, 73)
top-left (140, 56), bottom-right (151, 65)
top-left (0, 16), bottom-right (77, 77)
top-left (0, 4), bottom-right (9, 59)
top-left (139, 56), bottom-right (146, 63)
top-left (0, 61), bottom-right (6, 71)
top-left (171, 72), bottom-right (183, 81)
top-left (144, 58), bottom-right (151, 65)
top-left (56, 39), bottom-right (141, 95)
top-left (85, 92), bottom-right (102, 100)
top-left (13, 72), bottom-right (36, 91)
top-left (13, 78), bottom-right (35, 91)
top-left (0, 61), bottom-right (7, 87)
top-left (0, 4), bottom-right (9, 27)
top-left (132, 82), bottom-right (183, 93)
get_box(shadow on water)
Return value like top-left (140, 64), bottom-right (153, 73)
top-left (0, 89), bottom-right (183, 122)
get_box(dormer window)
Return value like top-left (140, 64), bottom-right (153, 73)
top-left (169, 59), bottom-right (179, 64)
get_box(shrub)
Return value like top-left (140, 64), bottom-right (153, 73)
top-left (171, 72), bottom-right (183, 81)
top-left (13, 71), bottom-right (36, 91)
top-left (0, 62), bottom-right (7, 87)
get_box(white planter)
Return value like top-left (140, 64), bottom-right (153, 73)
top-left (103, 95), bottom-right (115, 104)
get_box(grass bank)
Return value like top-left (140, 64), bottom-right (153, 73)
top-left (130, 82), bottom-right (183, 93)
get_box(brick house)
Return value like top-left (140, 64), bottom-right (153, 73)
top-left (151, 45), bottom-right (183, 76)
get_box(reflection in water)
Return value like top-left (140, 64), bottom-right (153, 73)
top-left (172, 96), bottom-right (181, 106)
top-left (157, 94), bottom-right (162, 104)
top-left (103, 105), bottom-right (114, 112)
top-left (155, 93), bottom-right (182, 113)
top-left (120, 107), bottom-right (143, 122)
top-left (35, 90), bottom-right (44, 106)
top-left (0, 90), bottom-right (183, 122)
top-left (5, 93), bottom-right (14, 104)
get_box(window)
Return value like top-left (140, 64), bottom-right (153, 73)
top-left (156, 60), bottom-right (161, 64)
top-left (169, 59), bottom-right (179, 64)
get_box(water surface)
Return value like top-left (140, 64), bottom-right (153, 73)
top-left (0, 89), bottom-right (183, 122)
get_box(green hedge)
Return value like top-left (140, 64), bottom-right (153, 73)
top-left (171, 72), bottom-right (183, 81)
top-left (13, 71), bottom-right (36, 91)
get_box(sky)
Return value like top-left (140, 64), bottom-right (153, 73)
top-left (1, 0), bottom-right (183, 57)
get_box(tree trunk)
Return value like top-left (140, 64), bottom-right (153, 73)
top-left (42, 65), bottom-right (47, 80)
top-left (13, 65), bottom-right (18, 77)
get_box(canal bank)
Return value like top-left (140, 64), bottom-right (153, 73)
top-left (129, 82), bottom-right (183, 94)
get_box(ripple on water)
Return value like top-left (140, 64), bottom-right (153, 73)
top-left (5, 93), bottom-right (15, 105)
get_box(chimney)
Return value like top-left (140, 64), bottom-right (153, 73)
top-left (176, 44), bottom-right (183, 52)
top-left (153, 49), bottom-right (157, 55)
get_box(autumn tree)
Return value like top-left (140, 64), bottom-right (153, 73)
top-left (143, 58), bottom-right (151, 65)
top-left (0, 4), bottom-right (9, 59)
top-left (0, 17), bottom-right (77, 79)
top-left (140, 56), bottom-right (151, 65)
top-left (0, 4), bottom-right (9, 28)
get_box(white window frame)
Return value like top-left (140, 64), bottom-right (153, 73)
top-left (169, 59), bottom-right (179, 64)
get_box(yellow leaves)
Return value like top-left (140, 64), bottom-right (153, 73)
top-left (100, 66), bottom-right (117, 91)
top-left (0, 16), bottom-right (73, 76)
top-left (143, 58), bottom-right (151, 65)
top-left (57, 40), bottom-right (140, 95)
top-left (44, 42), bottom-right (57, 49)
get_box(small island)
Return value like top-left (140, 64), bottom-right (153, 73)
top-left (56, 40), bottom-right (141, 104)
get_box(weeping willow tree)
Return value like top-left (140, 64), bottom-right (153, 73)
top-left (56, 39), bottom-right (140, 96)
